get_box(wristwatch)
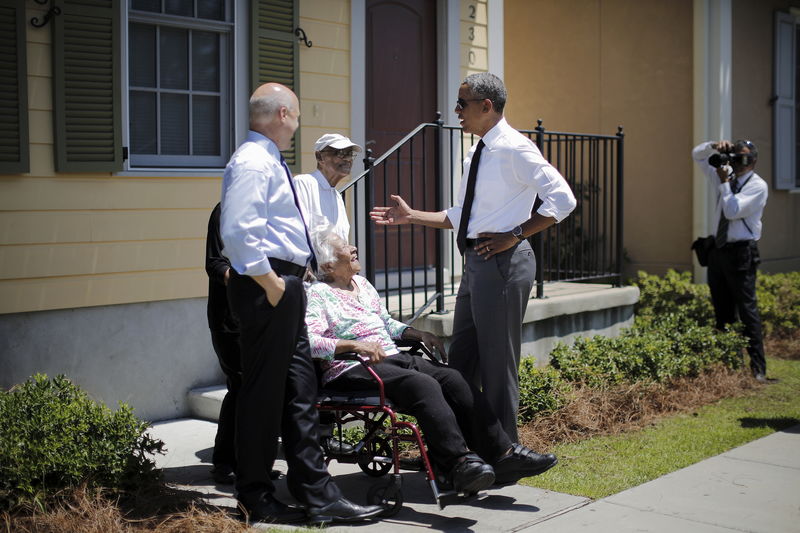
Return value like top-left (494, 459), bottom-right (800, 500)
top-left (511, 225), bottom-right (525, 241)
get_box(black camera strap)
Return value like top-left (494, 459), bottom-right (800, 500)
top-left (731, 173), bottom-right (754, 237)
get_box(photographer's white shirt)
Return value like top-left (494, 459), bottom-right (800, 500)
top-left (692, 141), bottom-right (768, 242)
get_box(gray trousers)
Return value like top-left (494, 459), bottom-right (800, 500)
top-left (448, 239), bottom-right (536, 443)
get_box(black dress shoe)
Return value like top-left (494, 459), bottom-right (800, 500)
top-left (238, 492), bottom-right (307, 524)
top-left (321, 436), bottom-right (356, 455)
top-left (211, 463), bottom-right (235, 485)
top-left (493, 443), bottom-right (558, 485)
top-left (753, 373), bottom-right (778, 384)
top-left (450, 453), bottom-right (495, 494)
top-left (307, 497), bottom-right (383, 524)
top-left (212, 464), bottom-right (281, 484)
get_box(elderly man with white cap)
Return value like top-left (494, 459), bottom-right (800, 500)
top-left (295, 134), bottom-right (362, 241)
top-left (294, 133), bottom-right (362, 456)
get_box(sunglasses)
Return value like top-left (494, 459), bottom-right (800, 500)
top-left (455, 98), bottom-right (485, 111)
top-left (323, 148), bottom-right (357, 160)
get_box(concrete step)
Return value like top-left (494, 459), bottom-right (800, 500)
top-left (187, 384), bottom-right (226, 421)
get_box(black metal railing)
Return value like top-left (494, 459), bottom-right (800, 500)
top-left (339, 115), bottom-right (624, 322)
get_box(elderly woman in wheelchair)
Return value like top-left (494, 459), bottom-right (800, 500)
top-left (305, 228), bottom-right (557, 495)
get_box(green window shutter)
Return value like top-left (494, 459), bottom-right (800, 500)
top-left (0, 1), bottom-right (29, 173)
top-left (53, 0), bottom-right (122, 172)
top-left (251, 0), bottom-right (300, 170)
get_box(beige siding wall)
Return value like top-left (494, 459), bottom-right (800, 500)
top-left (0, 1), bottom-right (353, 315)
top-left (504, 0), bottom-right (694, 276)
top-left (732, 0), bottom-right (800, 273)
top-left (462, 0), bottom-right (489, 77)
top-left (298, 0), bottom-right (352, 173)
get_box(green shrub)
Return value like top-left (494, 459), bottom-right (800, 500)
top-left (633, 270), bottom-right (714, 327)
top-left (634, 269), bottom-right (800, 339)
top-left (550, 317), bottom-right (747, 389)
top-left (0, 374), bottom-right (164, 510)
top-left (517, 359), bottom-right (572, 424)
top-left (757, 271), bottom-right (800, 338)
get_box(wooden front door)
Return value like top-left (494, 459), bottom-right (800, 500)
top-left (366, 0), bottom-right (438, 274)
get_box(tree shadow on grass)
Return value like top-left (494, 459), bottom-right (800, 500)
top-left (738, 417), bottom-right (799, 431)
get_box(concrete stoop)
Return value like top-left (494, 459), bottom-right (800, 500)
top-left (188, 282), bottom-right (640, 422)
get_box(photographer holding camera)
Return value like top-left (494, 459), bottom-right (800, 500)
top-left (692, 139), bottom-right (771, 383)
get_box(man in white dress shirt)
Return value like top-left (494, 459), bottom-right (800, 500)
top-left (692, 139), bottom-right (770, 382)
top-left (295, 133), bottom-right (362, 241)
top-left (219, 82), bottom-right (381, 524)
top-left (371, 73), bottom-right (576, 445)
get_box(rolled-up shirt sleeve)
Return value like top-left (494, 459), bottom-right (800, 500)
top-left (305, 290), bottom-right (339, 360)
top-left (513, 149), bottom-right (576, 223)
top-left (220, 156), bottom-right (273, 276)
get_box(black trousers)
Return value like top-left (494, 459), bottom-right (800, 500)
top-left (227, 268), bottom-right (341, 507)
top-left (209, 329), bottom-right (240, 468)
top-left (707, 241), bottom-right (766, 375)
top-left (328, 352), bottom-right (511, 472)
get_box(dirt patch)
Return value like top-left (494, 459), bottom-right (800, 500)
top-left (519, 365), bottom-right (760, 452)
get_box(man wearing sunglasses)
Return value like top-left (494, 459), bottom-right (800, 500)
top-left (692, 139), bottom-right (771, 383)
top-left (370, 73), bottom-right (576, 448)
top-left (295, 134), bottom-right (362, 242)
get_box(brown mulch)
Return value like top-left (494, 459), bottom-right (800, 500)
top-left (2, 485), bottom-right (249, 533)
top-left (519, 365), bottom-right (760, 453)
top-left (765, 330), bottom-right (800, 360)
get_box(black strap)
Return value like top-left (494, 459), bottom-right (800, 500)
top-left (280, 156), bottom-right (318, 272)
top-left (456, 139), bottom-right (485, 255)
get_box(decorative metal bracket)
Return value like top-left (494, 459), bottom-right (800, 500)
top-left (31, 6), bottom-right (61, 28)
top-left (294, 27), bottom-right (313, 48)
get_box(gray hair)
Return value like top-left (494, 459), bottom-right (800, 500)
top-left (249, 88), bottom-right (295, 122)
top-left (463, 72), bottom-right (507, 113)
top-left (309, 224), bottom-right (342, 279)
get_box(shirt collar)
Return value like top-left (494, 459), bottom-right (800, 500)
top-left (246, 130), bottom-right (282, 161)
top-left (733, 170), bottom-right (753, 185)
top-left (479, 117), bottom-right (510, 150)
top-left (311, 169), bottom-right (335, 190)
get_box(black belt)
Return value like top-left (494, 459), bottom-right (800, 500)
top-left (721, 240), bottom-right (754, 249)
top-left (269, 257), bottom-right (307, 277)
top-left (464, 237), bottom-right (490, 248)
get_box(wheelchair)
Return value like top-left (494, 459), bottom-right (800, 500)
top-left (315, 341), bottom-right (480, 517)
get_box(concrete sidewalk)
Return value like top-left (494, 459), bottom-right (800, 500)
top-left (148, 419), bottom-right (800, 532)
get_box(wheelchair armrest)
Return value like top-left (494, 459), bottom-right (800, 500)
top-left (333, 352), bottom-right (364, 362)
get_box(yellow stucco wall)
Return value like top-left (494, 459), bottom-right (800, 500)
top-left (0, 1), bottom-right (352, 315)
top-left (504, 0), bottom-right (695, 276)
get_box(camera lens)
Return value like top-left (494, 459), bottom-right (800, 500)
top-left (708, 153), bottom-right (730, 168)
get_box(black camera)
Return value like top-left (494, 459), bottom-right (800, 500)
top-left (708, 152), bottom-right (753, 168)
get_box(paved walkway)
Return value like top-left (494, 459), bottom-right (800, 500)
top-left (149, 419), bottom-right (800, 532)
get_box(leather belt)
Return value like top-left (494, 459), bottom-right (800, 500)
top-left (464, 237), bottom-right (490, 248)
top-left (269, 257), bottom-right (307, 277)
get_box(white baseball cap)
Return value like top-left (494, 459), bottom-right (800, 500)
top-left (314, 133), bottom-right (363, 153)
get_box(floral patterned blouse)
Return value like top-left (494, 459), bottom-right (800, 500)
top-left (305, 275), bottom-right (408, 384)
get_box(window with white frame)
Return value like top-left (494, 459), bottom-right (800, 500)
top-left (774, 10), bottom-right (799, 189)
top-left (127, 0), bottom-right (233, 168)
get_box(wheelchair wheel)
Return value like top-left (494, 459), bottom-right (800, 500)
top-left (367, 479), bottom-right (403, 517)
top-left (357, 437), bottom-right (393, 477)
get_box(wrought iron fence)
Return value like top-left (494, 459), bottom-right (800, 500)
top-left (339, 115), bottom-right (624, 322)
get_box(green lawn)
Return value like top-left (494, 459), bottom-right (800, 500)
top-left (524, 357), bottom-right (800, 499)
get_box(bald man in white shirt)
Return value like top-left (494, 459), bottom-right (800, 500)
top-left (220, 83), bottom-right (381, 525)
top-left (371, 73), bottom-right (576, 446)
